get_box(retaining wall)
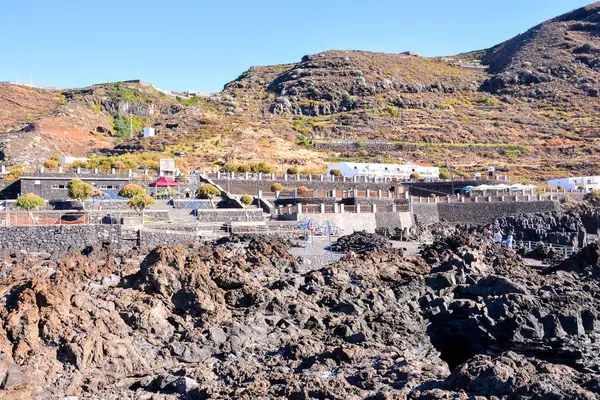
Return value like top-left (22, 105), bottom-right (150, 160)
top-left (412, 201), bottom-right (560, 226)
top-left (194, 209), bottom-right (264, 223)
top-left (297, 211), bottom-right (413, 234)
top-left (210, 179), bottom-right (401, 194)
top-left (0, 225), bottom-right (215, 255)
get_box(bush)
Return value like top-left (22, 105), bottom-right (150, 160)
top-left (271, 183), bottom-right (283, 193)
top-left (4, 166), bottom-right (25, 181)
top-left (248, 162), bottom-right (275, 174)
top-left (410, 173), bottom-right (421, 180)
top-left (240, 194), bottom-right (253, 205)
top-left (112, 161), bottom-right (126, 170)
top-left (438, 170), bottom-right (450, 180)
top-left (112, 114), bottom-right (131, 138)
top-left (119, 184), bottom-right (146, 198)
top-left (287, 167), bottom-right (299, 175)
top-left (237, 164), bottom-right (250, 173)
top-left (584, 189), bottom-right (600, 206)
top-left (43, 160), bottom-right (59, 169)
top-left (557, 186), bottom-right (563, 191)
top-left (297, 186), bottom-right (311, 196)
top-left (15, 193), bottom-right (46, 210)
top-left (330, 169), bottom-right (342, 177)
top-left (341, 93), bottom-right (357, 111)
top-left (430, 194), bottom-right (437, 198)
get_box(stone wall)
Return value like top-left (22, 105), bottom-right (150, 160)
top-left (211, 179), bottom-right (401, 194)
top-left (195, 209), bottom-right (264, 223)
top-left (402, 180), bottom-right (504, 197)
top-left (0, 225), bottom-right (124, 254)
top-left (411, 203), bottom-right (440, 226)
top-left (412, 201), bottom-right (560, 226)
top-left (0, 225), bottom-right (214, 255)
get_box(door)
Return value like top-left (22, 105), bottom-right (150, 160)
top-left (33, 181), bottom-right (42, 197)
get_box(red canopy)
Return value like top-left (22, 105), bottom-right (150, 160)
top-left (149, 177), bottom-right (180, 187)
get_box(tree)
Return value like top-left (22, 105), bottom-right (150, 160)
top-left (584, 190), bottom-right (600, 207)
top-left (127, 194), bottom-right (156, 224)
top-left (240, 194), bottom-right (253, 206)
top-left (410, 172), bottom-right (421, 181)
top-left (15, 193), bottom-right (46, 225)
top-left (439, 170), bottom-right (450, 180)
top-left (118, 184), bottom-right (145, 198)
top-left (43, 160), bottom-right (59, 169)
top-left (68, 179), bottom-right (94, 210)
top-left (112, 161), bottom-right (126, 171)
top-left (196, 184), bottom-right (221, 208)
top-left (270, 183), bottom-right (283, 193)
top-left (330, 169), bottom-right (342, 177)
top-left (287, 167), bottom-right (299, 175)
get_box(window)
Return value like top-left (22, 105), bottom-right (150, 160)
top-left (52, 185), bottom-right (66, 189)
top-left (100, 185), bottom-right (115, 189)
top-left (100, 185), bottom-right (107, 189)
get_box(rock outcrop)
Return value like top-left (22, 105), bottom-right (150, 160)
top-left (3, 231), bottom-right (600, 398)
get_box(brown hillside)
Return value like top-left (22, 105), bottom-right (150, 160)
top-left (1, 3), bottom-right (600, 180)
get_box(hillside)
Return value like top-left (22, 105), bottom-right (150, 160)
top-left (1, 2), bottom-right (600, 180)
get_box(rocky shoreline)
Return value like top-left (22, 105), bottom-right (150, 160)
top-left (1, 227), bottom-right (600, 398)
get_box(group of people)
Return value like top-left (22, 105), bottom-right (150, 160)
top-left (486, 230), bottom-right (514, 248)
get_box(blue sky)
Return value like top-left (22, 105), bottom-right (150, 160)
top-left (0, 0), bottom-right (592, 93)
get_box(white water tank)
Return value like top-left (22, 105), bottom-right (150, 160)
top-left (143, 127), bottom-right (155, 138)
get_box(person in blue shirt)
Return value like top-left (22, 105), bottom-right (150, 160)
top-left (506, 233), bottom-right (514, 248)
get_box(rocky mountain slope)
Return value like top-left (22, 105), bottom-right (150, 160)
top-left (1, 2), bottom-right (600, 179)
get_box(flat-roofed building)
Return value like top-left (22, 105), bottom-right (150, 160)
top-left (327, 161), bottom-right (439, 180)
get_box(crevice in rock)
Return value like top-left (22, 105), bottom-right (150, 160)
top-left (426, 325), bottom-right (476, 371)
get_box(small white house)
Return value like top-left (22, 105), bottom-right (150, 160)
top-left (327, 161), bottom-right (439, 180)
top-left (60, 156), bottom-right (90, 164)
top-left (548, 176), bottom-right (600, 192)
top-left (143, 127), bottom-right (155, 138)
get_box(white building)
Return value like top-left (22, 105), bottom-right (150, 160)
top-left (143, 127), bottom-right (155, 138)
top-left (548, 176), bottom-right (600, 192)
top-left (60, 156), bottom-right (90, 164)
top-left (327, 161), bottom-right (439, 180)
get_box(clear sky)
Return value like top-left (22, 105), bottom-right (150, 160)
top-left (0, 0), bottom-right (593, 93)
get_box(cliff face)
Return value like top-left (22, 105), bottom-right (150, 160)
top-left (2, 3), bottom-right (600, 179)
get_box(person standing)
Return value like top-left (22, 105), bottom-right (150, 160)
top-left (494, 231), bottom-right (502, 244)
top-left (506, 233), bottom-right (514, 248)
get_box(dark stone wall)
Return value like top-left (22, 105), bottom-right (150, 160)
top-left (210, 179), bottom-right (401, 194)
top-left (412, 201), bottom-right (560, 226)
top-left (437, 201), bottom-right (560, 224)
top-left (0, 225), bottom-right (213, 255)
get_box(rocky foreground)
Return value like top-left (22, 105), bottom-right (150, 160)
top-left (1, 234), bottom-right (600, 399)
